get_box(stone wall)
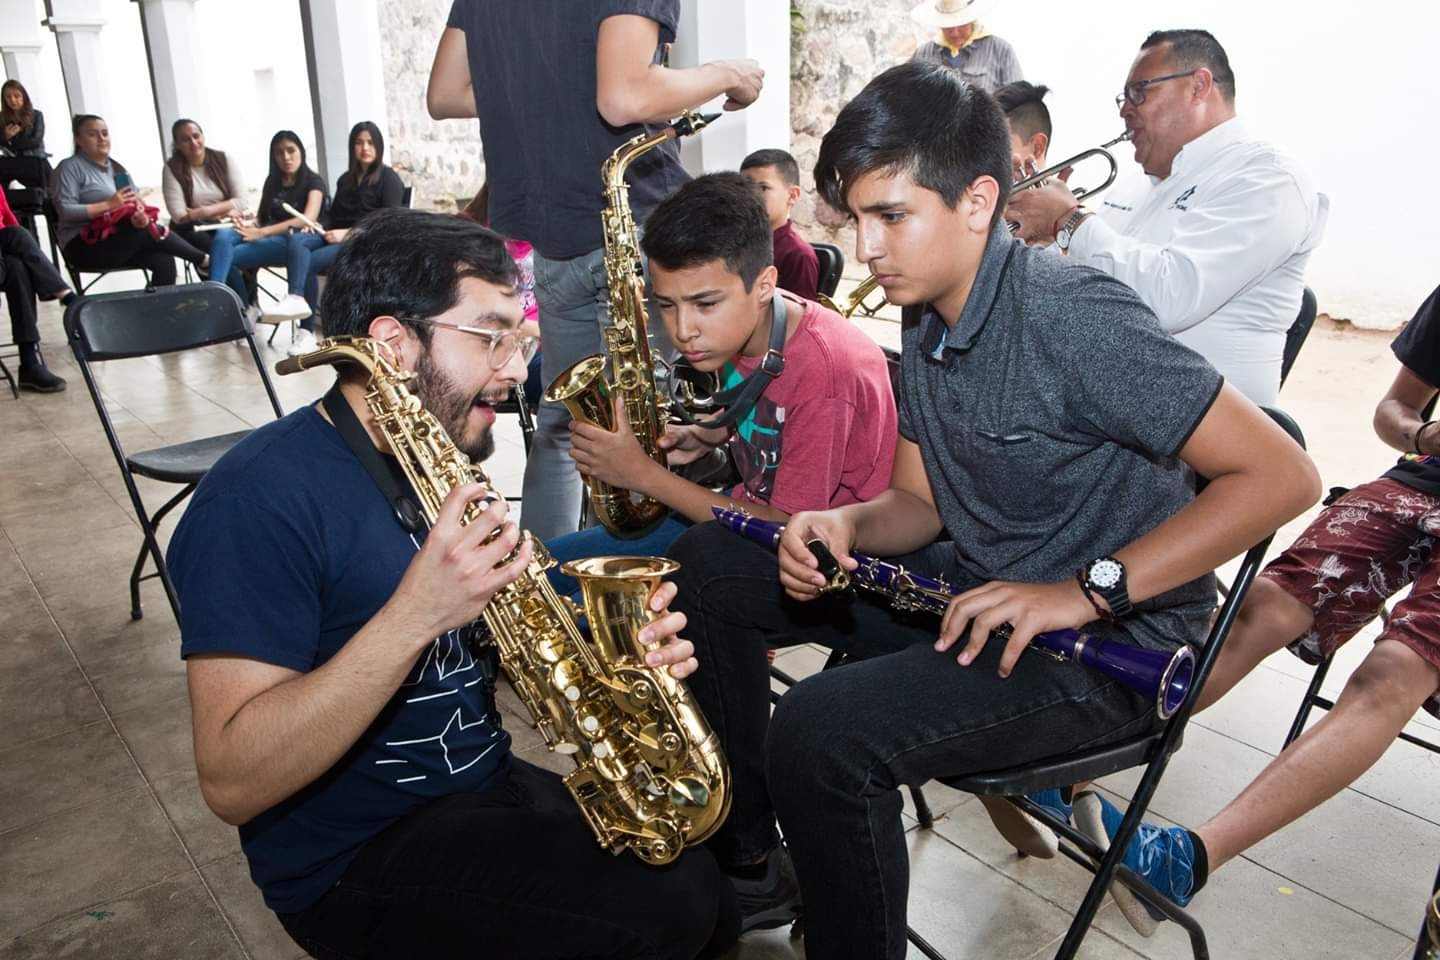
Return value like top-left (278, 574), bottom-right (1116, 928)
top-left (377, 0), bottom-right (483, 210)
top-left (788, 0), bottom-right (920, 252)
top-left (376, 0), bottom-right (920, 230)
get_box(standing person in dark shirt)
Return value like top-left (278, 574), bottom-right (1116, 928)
top-left (0, 80), bottom-right (45, 157)
top-left (664, 61), bottom-right (1319, 957)
top-left (427, 0), bottom-right (766, 540)
top-left (909, 0), bottom-right (1022, 94)
top-left (169, 209), bottom-right (738, 960)
top-left (741, 148), bottom-right (819, 301)
top-left (1066, 286), bottom-right (1440, 938)
top-left (288, 121), bottom-right (407, 355)
top-left (206, 130), bottom-right (328, 327)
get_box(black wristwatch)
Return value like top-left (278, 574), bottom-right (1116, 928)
top-left (1080, 556), bottom-right (1133, 619)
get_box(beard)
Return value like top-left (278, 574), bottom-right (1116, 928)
top-left (411, 350), bottom-right (495, 463)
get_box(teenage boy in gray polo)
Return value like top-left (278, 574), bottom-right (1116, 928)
top-left (665, 60), bottom-right (1321, 958)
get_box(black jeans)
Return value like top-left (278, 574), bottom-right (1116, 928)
top-left (668, 523), bottom-right (1178, 960)
top-left (278, 758), bottom-right (740, 960)
top-left (0, 224), bottom-right (68, 344)
top-left (63, 222), bottom-right (205, 286)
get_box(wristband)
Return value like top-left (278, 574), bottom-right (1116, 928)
top-left (1416, 420), bottom-right (1438, 455)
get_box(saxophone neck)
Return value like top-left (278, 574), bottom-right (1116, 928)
top-left (602, 111), bottom-right (720, 185)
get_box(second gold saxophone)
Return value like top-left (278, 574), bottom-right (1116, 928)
top-left (278, 337), bottom-right (730, 865)
top-left (545, 112), bottom-right (718, 536)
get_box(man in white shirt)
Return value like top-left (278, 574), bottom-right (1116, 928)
top-left (1007, 29), bottom-right (1328, 406)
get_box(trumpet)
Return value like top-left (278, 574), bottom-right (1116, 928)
top-left (818, 274), bottom-right (888, 320)
top-left (1011, 131), bottom-right (1132, 201)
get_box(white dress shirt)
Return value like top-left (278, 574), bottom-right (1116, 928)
top-left (1069, 117), bottom-right (1329, 406)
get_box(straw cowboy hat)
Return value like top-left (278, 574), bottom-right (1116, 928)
top-left (909, 0), bottom-right (997, 28)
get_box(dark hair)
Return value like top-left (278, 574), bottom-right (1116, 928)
top-left (1142, 29), bottom-right (1236, 100)
top-left (993, 81), bottom-right (1052, 141)
top-left (1, 79), bottom-right (35, 133)
top-left (69, 113), bottom-right (127, 172)
top-left (346, 120), bottom-right (386, 187)
top-left (815, 61), bottom-right (1011, 225)
top-left (258, 130), bottom-right (320, 227)
top-left (323, 208), bottom-right (518, 345)
top-left (458, 182), bottom-right (489, 225)
top-left (640, 172), bottom-right (773, 291)
top-left (740, 148), bottom-right (801, 188)
top-left (166, 118), bottom-right (235, 210)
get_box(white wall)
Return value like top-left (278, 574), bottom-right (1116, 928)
top-left (972, 1), bottom-right (1440, 328)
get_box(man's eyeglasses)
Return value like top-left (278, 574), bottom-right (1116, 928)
top-left (408, 317), bottom-right (539, 369)
top-left (1115, 70), bottom-right (1197, 109)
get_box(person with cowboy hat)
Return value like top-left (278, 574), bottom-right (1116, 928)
top-left (910, 0), bottom-right (1023, 93)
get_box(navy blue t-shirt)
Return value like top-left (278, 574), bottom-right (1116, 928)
top-left (1384, 284), bottom-right (1440, 496)
top-left (168, 405), bottom-right (510, 914)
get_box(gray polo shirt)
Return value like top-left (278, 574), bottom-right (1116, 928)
top-left (897, 225), bottom-right (1223, 650)
top-left (53, 153), bottom-right (119, 248)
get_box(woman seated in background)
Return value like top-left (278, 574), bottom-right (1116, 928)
top-left (53, 114), bottom-right (208, 286)
top-left (161, 119), bottom-right (249, 268)
top-left (0, 183), bottom-right (73, 392)
top-left (0, 80), bottom-right (46, 157)
top-left (286, 120), bottom-right (404, 355)
top-left (205, 129), bottom-right (326, 328)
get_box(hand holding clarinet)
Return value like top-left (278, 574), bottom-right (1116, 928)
top-left (718, 506), bottom-right (1194, 719)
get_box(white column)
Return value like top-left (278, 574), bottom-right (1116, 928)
top-left (299, 0), bottom-right (388, 188)
top-left (673, 0), bottom-right (790, 174)
top-left (134, 0), bottom-right (203, 149)
top-left (42, 0), bottom-right (107, 117)
top-left (0, 0), bottom-right (45, 82)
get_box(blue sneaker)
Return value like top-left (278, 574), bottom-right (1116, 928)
top-left (1073, 791), bottom-right (1196, 937)
top-left (978, 789), bottom-right (1072, 859)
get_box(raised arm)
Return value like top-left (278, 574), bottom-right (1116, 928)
top-left (595, 14), bottom-right (763, 127)
top-left (188, 486), bottom-right (529, 825)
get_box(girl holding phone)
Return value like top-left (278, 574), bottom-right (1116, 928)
top-left (53, 114), bottom-right (208, 285)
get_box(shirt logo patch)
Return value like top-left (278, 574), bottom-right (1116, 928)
top-left (1101, 199), bottom-right (1133, 213)
top-left (1169, 185), bottom-right (1197, 210)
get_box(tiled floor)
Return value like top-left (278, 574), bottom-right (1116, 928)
top-left (1, 278), bottom-right (1436, 960)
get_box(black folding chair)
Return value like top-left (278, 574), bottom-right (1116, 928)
top-left (1280, 286), bottom-right (1317, 389)
top-left (811, 242), bottom-right (844, 300)
top-left (64, 284), bottom-right (284, 623)
top-left (901, 407), bottom-right (1307, 960)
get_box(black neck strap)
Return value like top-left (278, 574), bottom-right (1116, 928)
top-left (670, 293), bottom-right (788, 429)
top-left (322, 382), bottom-right (426, 534)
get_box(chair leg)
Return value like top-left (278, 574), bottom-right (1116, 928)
top-left (127, 484), bottom-right (192, 623)
top-left (911, 786), bottom-right (935, 830)
top-left (1283, 655), bottom-right (1334, 748)
top-left (0, 353), bottom-right (17, 399)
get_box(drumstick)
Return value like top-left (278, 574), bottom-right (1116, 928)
top-left (193, 221), bottom-right (246, 232)
top-left (281, 202), bottom-right (323, 232)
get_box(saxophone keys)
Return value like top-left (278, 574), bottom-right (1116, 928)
top-left (667, 775), bottom-right (712, 810)
top-left (550, 659), bottom-right (584, 703)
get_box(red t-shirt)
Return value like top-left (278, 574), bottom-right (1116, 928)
top-left (724, 294), bottom-right (897, 514)
top-left (0, 187), bottom-right (18, 229)
top-left (773, 220), bottom-right (819, 302)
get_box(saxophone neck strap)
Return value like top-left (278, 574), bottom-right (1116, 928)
top-left (322, 381), bottom-right (426, 535)
top-left (672, 293), bottom-right (788, 429)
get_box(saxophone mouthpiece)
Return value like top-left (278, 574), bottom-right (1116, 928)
top-left (672, 112), bottom-right (721, 137)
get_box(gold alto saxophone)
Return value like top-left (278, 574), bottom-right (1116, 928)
top-left (545, 112), bottom-right (717, 537)
top-left (277, 337), bottom-right (730, 865)
top-left (818, 274), bottom-right (888, 320)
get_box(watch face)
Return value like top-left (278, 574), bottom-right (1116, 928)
top-left (1089, 558), bottom-right (1123, 590)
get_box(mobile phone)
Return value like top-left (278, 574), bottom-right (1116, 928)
top-left (114, 173), bottom-right (133, 190)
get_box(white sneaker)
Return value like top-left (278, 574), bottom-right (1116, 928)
top-left (263, 294), bottom-right (313, 322)
top-left (287, 328), bottom-right (318, 357)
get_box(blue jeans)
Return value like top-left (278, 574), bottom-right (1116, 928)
top-left (303, 241), bottom-right (342, 318)
top-left (542, 514), bottom-right (691, 600)
top-left (209, 230), bottom-right (327, 330)
top-left (668, 522), bottom-right (1187, 959)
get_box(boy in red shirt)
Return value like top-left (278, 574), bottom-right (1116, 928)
top-left (741, 149), bottom-right (820, 301)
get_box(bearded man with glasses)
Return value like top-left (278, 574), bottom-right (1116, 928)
top-left (1005, 28), bottom-right (1328, 408)
top-left (167, 209), bottom-right (740, 960)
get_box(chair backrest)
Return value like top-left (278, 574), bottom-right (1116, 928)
top-left (66, 283), bottom-right (258, 361)
top-left (1280, 286), bottom-right (1317, 388)
top-left (812, 242), bottom-right (844, 300)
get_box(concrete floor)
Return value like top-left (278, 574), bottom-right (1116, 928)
top-left (0, 278), bottom-right (1436, 960)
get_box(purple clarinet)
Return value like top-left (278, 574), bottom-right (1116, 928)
top-left (712, 506), bottom-right (1194, 719)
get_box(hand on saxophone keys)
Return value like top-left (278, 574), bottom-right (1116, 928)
top-left (636, 580), bottom-right (700, 680)
top-left (386, 482), bottom-right (530, 642)
top-left (936, 578), bottom-right (1100, 678)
